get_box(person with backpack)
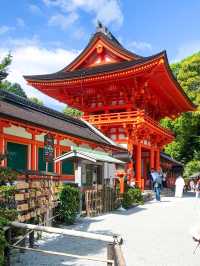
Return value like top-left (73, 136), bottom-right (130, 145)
top-left (151, 169), bottom-right (162, 201)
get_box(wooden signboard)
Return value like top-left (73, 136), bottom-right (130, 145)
top-left (44, 133), bottom-right (54, 163)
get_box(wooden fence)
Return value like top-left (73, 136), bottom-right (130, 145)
top-left (83, 187), bottom-right (122, 216)
top-left (0, 173), bottom-right (61, 223)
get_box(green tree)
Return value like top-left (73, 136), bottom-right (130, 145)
top-left (0, 54), bottom-right (27, 98)
top-left (63, 106), bottom-right (83, 118)
top-left (161, 52), bottom-right (200, 176)
top-left (1, 81), bottom-right (27, 98)
top-left (0, 53), bottom-right (12, 81)
top-left (29, 97), bottom-right (43, 105)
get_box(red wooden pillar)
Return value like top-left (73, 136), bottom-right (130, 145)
top-left (135, 143), bottom-right (142, 189)
top-left (127, 140), bottom-right (134, 183)
top-left (155, 148), bottom-right (160, 171)
top-left (0, 133), bottom-right (5, 167)
top-left (150, 148), bottom-right (155, 169)
top-left (31, 133), bottom-right (37, 170)
top-left (55, 137), bottom-right (61, 175)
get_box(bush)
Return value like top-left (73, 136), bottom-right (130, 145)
top-left (59, 184), bottom-right (80, 225)
top-left (122, 187), bottom-right (144, 209)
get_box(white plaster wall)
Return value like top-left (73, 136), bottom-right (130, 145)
top-left (79, 143), bottom-right (91, 149)
top-left (35, 133), bottom-right (45, 142)
top-left (3, 125), bottom-right (32, 139)
top-left (95, 147), bottom-right (105, 152)
top-left (60, 139), bottom-right (76, 147)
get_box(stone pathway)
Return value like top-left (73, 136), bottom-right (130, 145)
top-left (11, 194), bottom-right (200, 266)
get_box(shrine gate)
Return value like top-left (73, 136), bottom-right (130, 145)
top-left (24, 24), bottom-right (195, 189)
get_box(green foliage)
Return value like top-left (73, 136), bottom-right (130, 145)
top-left (0, 207), bottom-right (17, 266)
top-left (58, 184), bottom-right (80, 224)
top-left (0, 54), bottom-right (12, 73)
top-left (29, 97), bottom-right (44, 105)
top-left (0, 54), bottom-right (27, 100)
top-left (0, 81), bottom-right (27, 98)
top-left (0, 167), bottom-right (18, 184)
top-left (122, 187), bottom-right (144, 209)
top-left (161, 52), bottom-right (200, 175)
top-left (63, 106), bottom-right (83, 118)
top-left (184, 160), bottom-right (200, 177)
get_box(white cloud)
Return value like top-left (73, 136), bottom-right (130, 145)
top-left (128, 41), bottom-right (152, 52)
top-left (29, 4), bottom-right (43, 15)
top-left (72, 27), bottom-right (85, 39)
top-left (173, 40), bottom-right (200, 62)
top-left (44, 0), bottom-right (123, 27)
top-left (0, 40), bottom-right (79, 111)
top-left (48, 13), bottom-right (79, 30)
top-left (16, 18), bottom-right (25, 28)
top-left (0, 25), bottom-right (14, 35)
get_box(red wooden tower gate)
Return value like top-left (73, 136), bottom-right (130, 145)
top-left (24, 24), bottom-right (195, 189)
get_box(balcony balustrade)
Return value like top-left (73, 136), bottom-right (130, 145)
top-left (82, 111), bottom-right (173, 138)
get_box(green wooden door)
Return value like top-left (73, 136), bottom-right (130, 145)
top-left (61, 156), bottom-right (74, 175)
top-left (7, 142), bottom-right (28, 171)
top-left (38, 147), bottom-right (54, 172)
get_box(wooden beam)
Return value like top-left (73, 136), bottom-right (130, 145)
top-left (11, 222), bottom-right (121, 243)
top-left (10, 245), bottom-right (114, 265)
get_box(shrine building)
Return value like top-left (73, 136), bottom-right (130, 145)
top-left (0, 89), bottom-right (125, 187)
top-left (24, 24), bottom-right (195, 189)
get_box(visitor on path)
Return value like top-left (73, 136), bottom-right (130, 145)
top-left (151, 169), bottom-right (162, 201)
top-left (175, 175), bottom-right (185, 197)
top-left (190, 179), bottom-right (195, 192)
top-left (162, 171), bottom-right (167, 188)
top-left (195, 179), bottom-right (200, 199)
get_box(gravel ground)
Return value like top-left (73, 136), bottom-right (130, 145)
top-left (11, 193), bottom-right (200, 266)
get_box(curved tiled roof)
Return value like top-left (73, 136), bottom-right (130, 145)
top-left (24, 52), bottom-right (164, 82)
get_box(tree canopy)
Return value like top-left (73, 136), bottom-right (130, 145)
top-left (161, 52), bottom-right (200, 176)
top-left (29, 97), bottom-right (43, 106)
top-left (63, 106), bottom-right (83, 118)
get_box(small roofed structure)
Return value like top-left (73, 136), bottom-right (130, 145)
top-left (160, 152), bottom-right (183, 188)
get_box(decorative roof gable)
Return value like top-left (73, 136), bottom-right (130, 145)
top-left (64, 23), bottom-right (143, 71)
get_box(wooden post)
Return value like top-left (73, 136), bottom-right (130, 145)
top-left (114, 244), bottom-right (126, 266)
top-left (20, 229), bottom-right (26, 253)
top-left (29, 231), bottom-right (34, 248)
top-left (75, 159), bottom-right (82, 215)
top-left (0, 127), bottom-right (6, 167)
top-left (135, 143), bottom-right (142, 188)
top-left (107, 243), bottom-right (114, 266)
top-left (4, 227), bottom-right (11, 266)
top-left (30, 133), bottom-right (36, 170)
top-left (155, 149), bottom-right (160, 171)
top-left (150, 148), bottom-right (155, 169)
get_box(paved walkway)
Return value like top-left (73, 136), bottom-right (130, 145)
top-left (12, 194), bottom-right (200, 266)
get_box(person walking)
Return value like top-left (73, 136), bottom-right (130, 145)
top-left (151, 169), bottom-right (162, 201)
top-left (190, 179), bottom-right (195, 192)
top-left (175, 175), bottom-right (185, 198)
top-left (195, 179), bottom-right (200, 199)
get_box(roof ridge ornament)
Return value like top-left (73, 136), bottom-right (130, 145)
top-left (96, 21), bottom-right (112, 39)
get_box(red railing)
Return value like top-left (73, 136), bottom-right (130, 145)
top-left (82, 111), bottom-right (173, 137)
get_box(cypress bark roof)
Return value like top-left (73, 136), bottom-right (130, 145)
top-left (0, 90), bottom-right (123, 150)
top-left (24, 52), bottom-right (163, 82)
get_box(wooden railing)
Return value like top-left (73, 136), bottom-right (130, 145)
top-left (83, 111), bottom-right (173, 137)
top-left (8, 222), bottom-right (126, 266)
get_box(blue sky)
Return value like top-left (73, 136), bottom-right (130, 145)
top-left (0, 0), bottom-right (200, 110)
